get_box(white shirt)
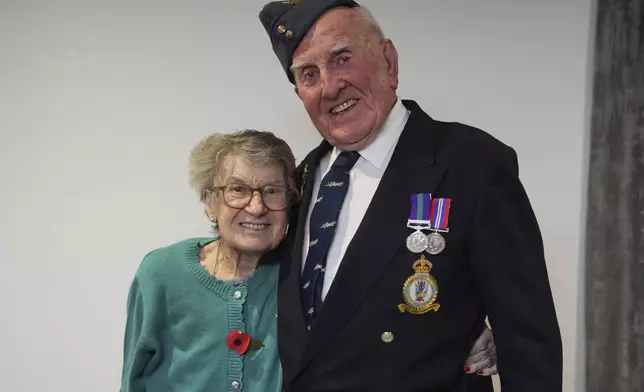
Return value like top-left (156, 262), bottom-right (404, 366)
top-left (301, 99), bottom-right (411, 299)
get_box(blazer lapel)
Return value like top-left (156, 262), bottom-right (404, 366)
top-left (294, 101), bottom-right (447, 377)
top-left (279, 140), bottom-right (333, 356)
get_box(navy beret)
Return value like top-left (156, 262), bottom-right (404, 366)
top-left (259, 0), bottom-right (359, 84)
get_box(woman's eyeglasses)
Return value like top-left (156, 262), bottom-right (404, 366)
top-left (215, 183), bottom-right (291, 211)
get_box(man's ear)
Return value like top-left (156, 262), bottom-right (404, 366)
top-left (383, 38), bottom-right (399, 90)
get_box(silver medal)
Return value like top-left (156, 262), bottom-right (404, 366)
top-left (426, 232), bottom-right (446, 255)
top-left (406, 230), bottom-right (429, 253)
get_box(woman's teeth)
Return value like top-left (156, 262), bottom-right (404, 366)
top-left (240, 223), bottom-right (269, 230)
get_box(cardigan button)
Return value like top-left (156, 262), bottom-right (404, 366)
top-left (231, 380), bottom-right (241, 389)
top-left (233, 290), bottom-right (242, 299)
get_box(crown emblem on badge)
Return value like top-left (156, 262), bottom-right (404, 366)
top-left (412, 254), bottom-right (433, 274)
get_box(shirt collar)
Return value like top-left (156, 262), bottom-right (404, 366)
top-left (330, 99), bottom-right (409, 170)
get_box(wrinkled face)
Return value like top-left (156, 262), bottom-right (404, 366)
top-left (206, 156), bottom-right (289, 254)
top-left (291, 8), bottom-right (399, 151)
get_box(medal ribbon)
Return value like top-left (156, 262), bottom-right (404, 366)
top-left (429, 198), bottom-right (451, 232)
top-left (408, 193), bottom-right (432, 226)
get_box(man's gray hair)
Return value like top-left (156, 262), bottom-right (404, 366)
top-left (356, 5), bottom-right (385, 39)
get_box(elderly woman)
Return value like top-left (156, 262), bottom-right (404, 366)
top-left (120, 130), bottom-right (497, 392)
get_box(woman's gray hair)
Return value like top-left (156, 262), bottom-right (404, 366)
top-left (188, 129), bottom-right (298, 204)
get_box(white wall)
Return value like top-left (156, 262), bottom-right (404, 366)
top-left (0, 1), bottom-right (594, 391)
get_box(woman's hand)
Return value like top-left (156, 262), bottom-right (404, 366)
top-left (464, 327), bottom-right (498, 376)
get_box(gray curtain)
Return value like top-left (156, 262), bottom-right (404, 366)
top-left (586, 0), bottom-right (644, 391)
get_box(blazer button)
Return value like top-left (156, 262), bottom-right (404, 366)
top-left (381, 332), bottom-right (394, 343)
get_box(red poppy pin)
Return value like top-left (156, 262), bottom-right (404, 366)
top-left (226, 330), bottom-right (264, 355)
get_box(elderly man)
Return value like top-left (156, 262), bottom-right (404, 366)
top-left (259, 1), bottom-right (563, 391)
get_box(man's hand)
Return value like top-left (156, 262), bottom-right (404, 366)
top-left (464, 327), bottom-right (497, 376)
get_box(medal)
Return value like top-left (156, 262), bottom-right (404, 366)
top-left (406, 193), bottom-right (432, 253)
top-left (406, 230), bottom-right (429, 253)
top-left (426, 197), bottom-right (451, 255)
top-left (426, 231), bottom-right (446, 255)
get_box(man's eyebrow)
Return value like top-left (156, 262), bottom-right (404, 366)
top-left (330, 42), bottom-right (350, 54)
top-left (290, 60), bottom-right (313, 72)
top-left (290, 42), bottom-right (353, 72)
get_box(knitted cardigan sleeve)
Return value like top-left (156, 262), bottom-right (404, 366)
top-left (120, 255), bottom-right (165, 392)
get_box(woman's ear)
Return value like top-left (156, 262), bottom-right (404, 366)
top-left (204, 191), bottom-right (218, 222)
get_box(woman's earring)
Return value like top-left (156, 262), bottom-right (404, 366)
top-left (209, 216), bottom-right (218, 230)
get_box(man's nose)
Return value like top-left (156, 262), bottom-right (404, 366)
top-left (320, 69), bottom-right (346, 100)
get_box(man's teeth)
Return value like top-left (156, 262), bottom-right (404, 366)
top-left (331, 99), bottom-right (358, 114)
top-left (241, 223), bottom-right (269, 230)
